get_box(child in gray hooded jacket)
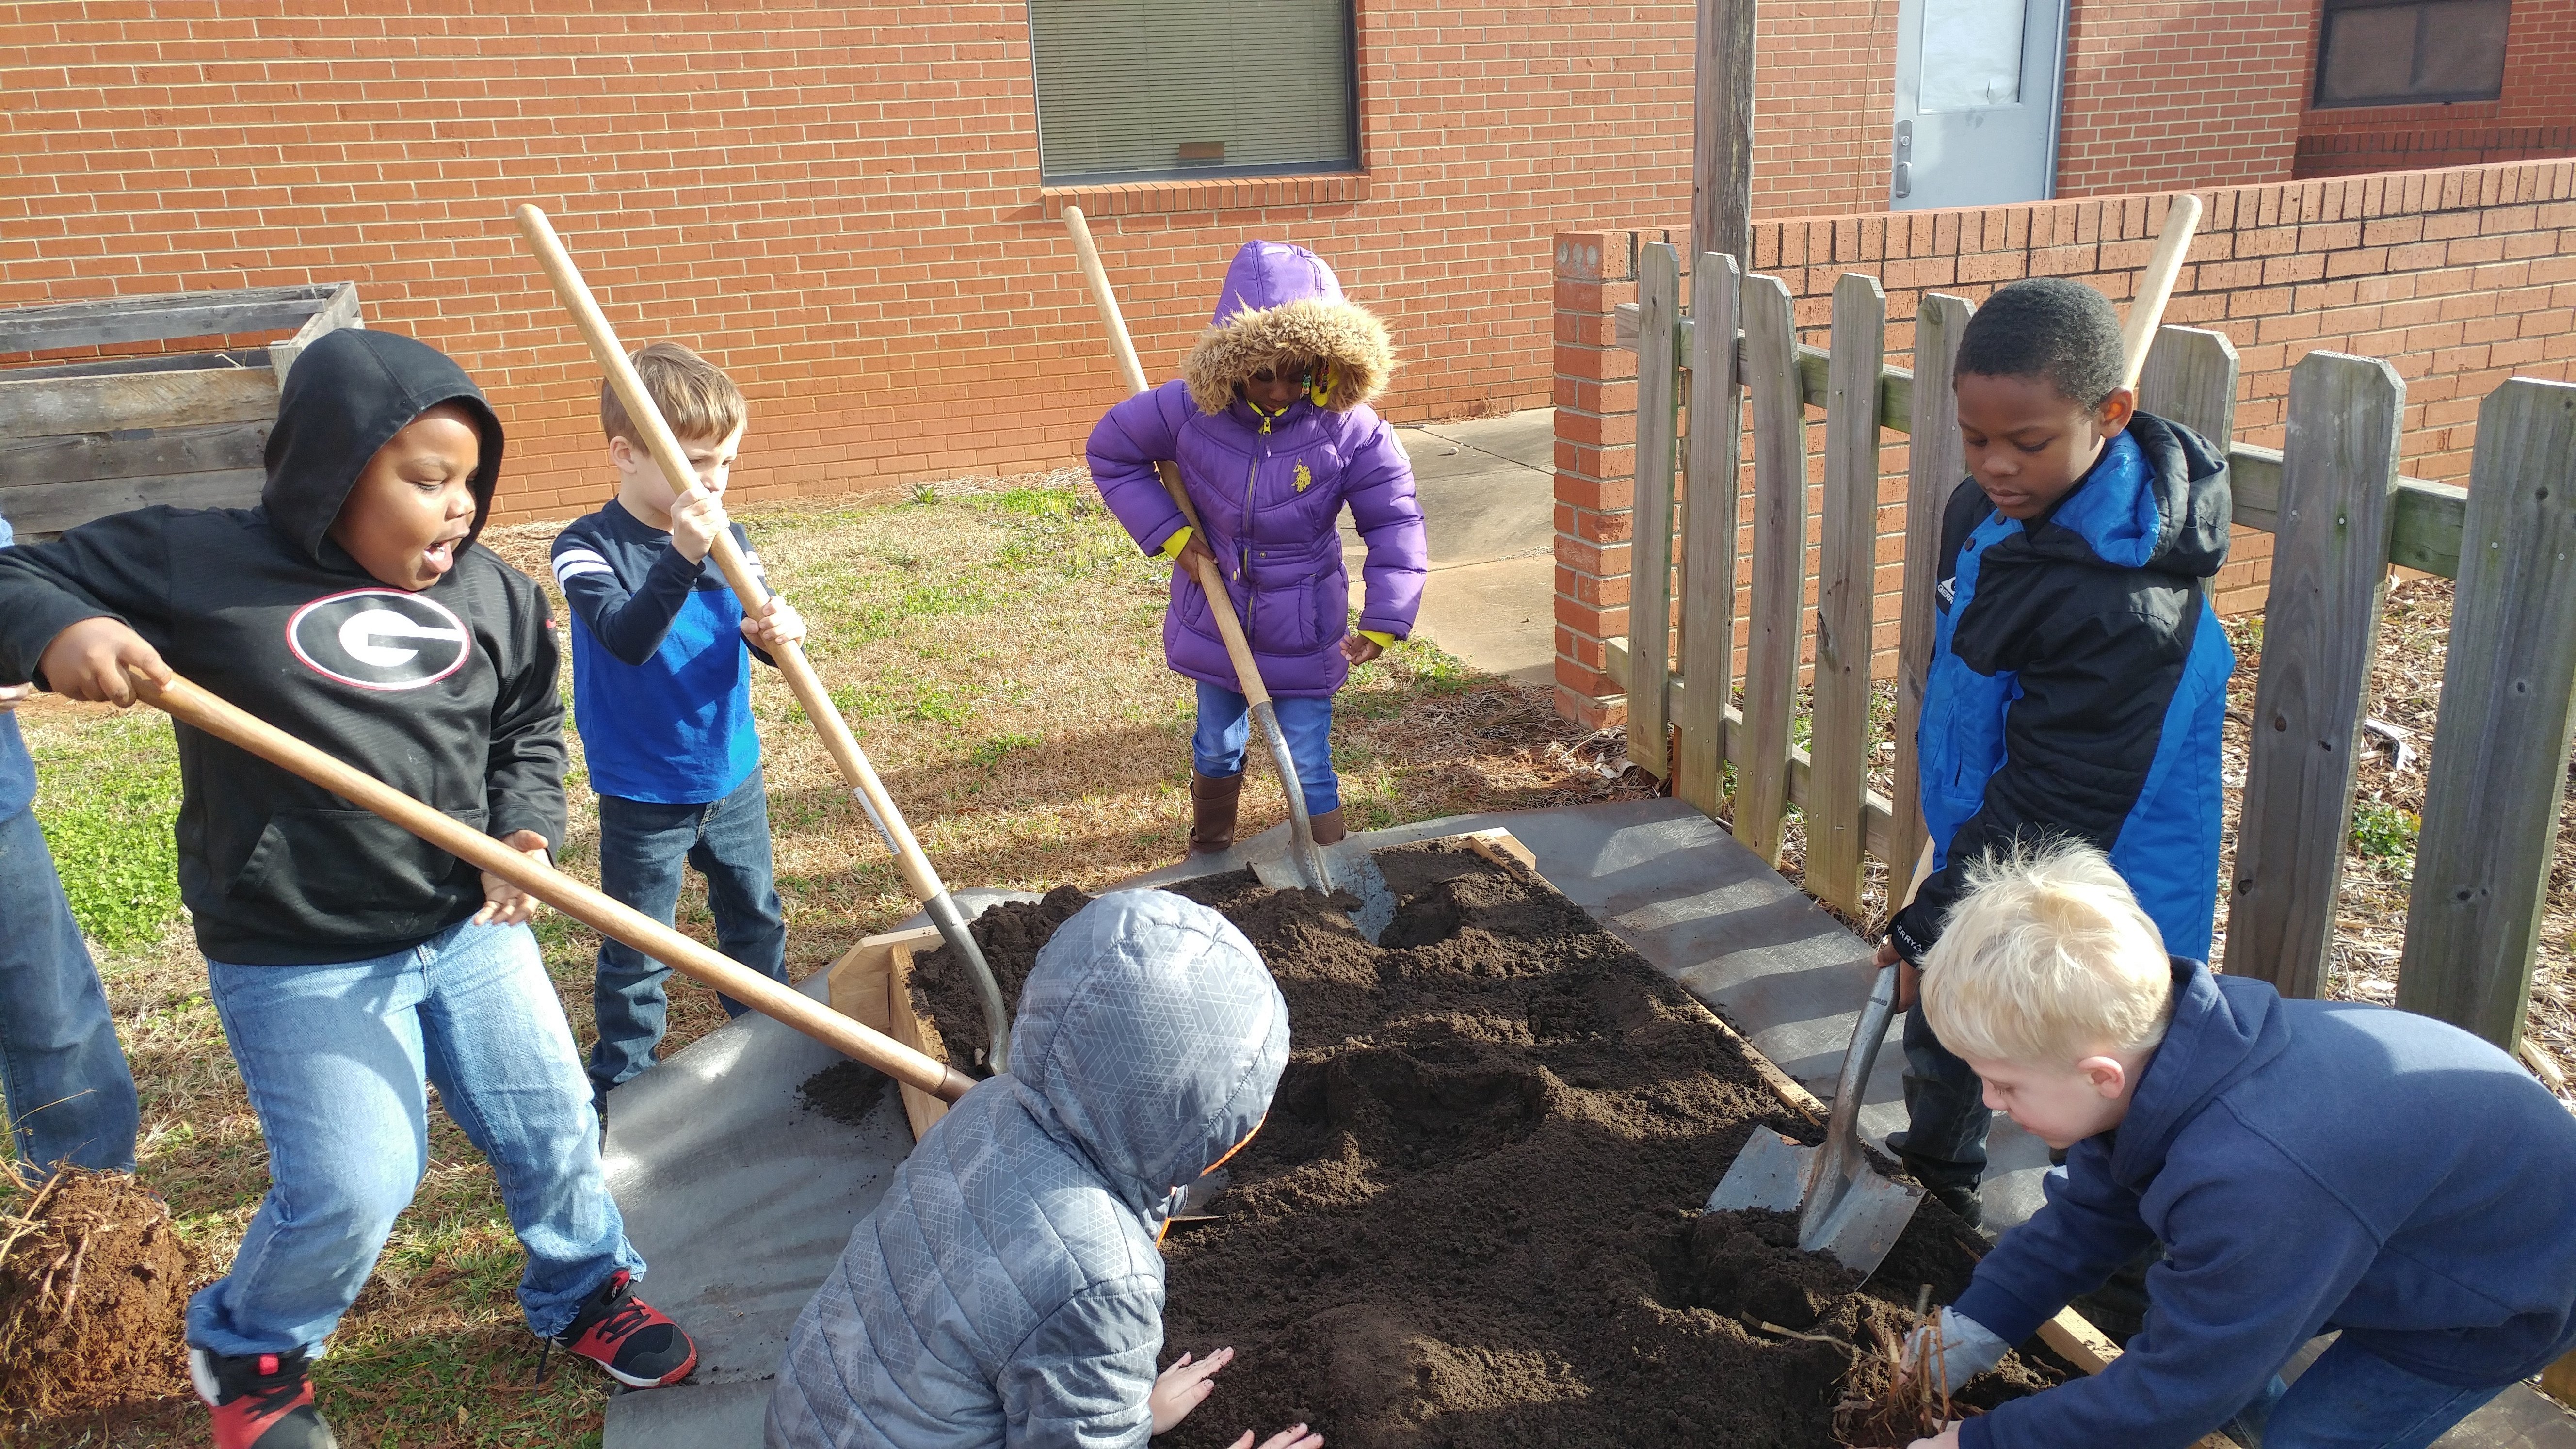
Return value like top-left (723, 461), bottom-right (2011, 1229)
top-left (769, 890), bottom-right (1319, 1449)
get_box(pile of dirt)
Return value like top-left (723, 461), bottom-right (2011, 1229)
top-left (909, 843), bottom-right (2068, 1447)
top-left (0, 1168), bottom-right (194, 1426)
top-left (798, 1059), bottom-right (892, 1126)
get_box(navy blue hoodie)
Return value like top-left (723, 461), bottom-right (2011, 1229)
top-left (1956, 962), bottom-right (2576, 1448)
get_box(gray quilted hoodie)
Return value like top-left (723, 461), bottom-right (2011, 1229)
top-left (768, 890), bottom-right (1289, 1449)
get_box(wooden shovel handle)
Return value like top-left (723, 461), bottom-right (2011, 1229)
top-left (2120, 193), bottom-right (2204, 391)
top-left (510, 205), bottom-right (944, 904)
top-left (1063, 206), bottom-right (1277, 710)
top-left (139, 670), bottom-right (977, 1103)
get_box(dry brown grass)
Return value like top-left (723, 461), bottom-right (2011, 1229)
top-left (10, 470), bottom-right (1651, 1448)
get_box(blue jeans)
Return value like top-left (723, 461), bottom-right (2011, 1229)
top-left (0, 712), bottom-right (139, 1174)
top-left (1892, 1000), bottom-right (1991, 1191)
top-left (2227, 1338), bottom-right (2511, 1448)
top-left (187, 919), bottom-right (639, 1355)
top-left (1193, 683), bottom-right (1339, 817)
top-left (591, 771), bottom-right (788, 1109)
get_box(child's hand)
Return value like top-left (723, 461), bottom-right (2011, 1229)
top-left (473, 830), bottom-right (553, 927)
top-left (0, 681), bottom-right (31, 712)
top-left (1228, 1426), bottom-right (1322, 1449)
top-left (1872, 937), bottom-right (1922, 1011)
top-left (742, 594), bottom-right (805, 651)
top-left (1174, 531), bottom-right (1219, 584)
top-left (35, 617), bottom-right (172, 707)
top-left (670, 483), bottom-right (729, 564)
top-left (1149, 1346), bottom-right (1234, 1433)
top-left (1340, 634), bottom-right (1384, 666)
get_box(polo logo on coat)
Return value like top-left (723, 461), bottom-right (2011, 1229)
top-left (286, 589), bottom-right (472, 690)
top-left (1293, 461), bottom-right (1313, 492)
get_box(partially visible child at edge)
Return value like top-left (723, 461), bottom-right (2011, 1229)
top-left (1088, 239), bottom-right (1427, 855)
top-left (550, 341), bottom-right (803, 1127)
top-left (1892, 843), bottom-right (2576, 1449)
top-left (1875, 278), bottom-right (2235, 1247)
top-left (0, 328), bottom-right (697, 1449)
top-left (768, 888), bottom-right (1322, 1449)
top-left (0, 513), bottom-right (142, 1181)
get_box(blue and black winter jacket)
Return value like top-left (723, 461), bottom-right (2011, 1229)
top-left (1889, 413), bottom-right (2235, 963)
top-left (1956, 961), bottom-right (2576, 1448)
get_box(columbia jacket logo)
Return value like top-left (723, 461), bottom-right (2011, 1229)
top-left (285, 589), bottom-right (472, 690)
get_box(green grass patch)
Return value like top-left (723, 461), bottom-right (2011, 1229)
top-left (2351, 801), bottom-right (2419, 861)
top-left (25, 710), bottom-right (184, 948)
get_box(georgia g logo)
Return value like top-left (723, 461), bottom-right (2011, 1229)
top-left (286, 589), bottom-right (473, 691)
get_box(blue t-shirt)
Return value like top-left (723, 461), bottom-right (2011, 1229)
top-left (550, 499), bottom-right (768, 804)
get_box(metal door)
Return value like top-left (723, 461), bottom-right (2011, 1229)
top-left (1891, 0), bottom-right (2069, 210)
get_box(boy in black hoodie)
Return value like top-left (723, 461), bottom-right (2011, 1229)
top-left (0, 329), bottom-right (697, 1449)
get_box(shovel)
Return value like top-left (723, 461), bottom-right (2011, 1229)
top-left (514, 206), bottom-right (1017, 1075)
top-left (1706, 962), bottom-right (1924, 1276)
top-left (1060, 205), bottom-right (1353, 909)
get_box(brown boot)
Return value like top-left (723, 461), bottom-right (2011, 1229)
top-left (1189, 771), bottom-right (1244, 854)
top-left (1308, 807), bottom-right (1346, 846)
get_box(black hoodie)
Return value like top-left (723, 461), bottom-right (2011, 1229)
top-left (0, 328), bottom-right (565, 966)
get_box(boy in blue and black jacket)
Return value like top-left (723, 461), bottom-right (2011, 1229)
top-left (1874, 278), bottom-right (2236, 1226)
top-left (550, 342), bottom-right (805, 1120)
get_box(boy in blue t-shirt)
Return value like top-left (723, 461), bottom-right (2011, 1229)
top-left (550, 342), bottom-right (804, 1118)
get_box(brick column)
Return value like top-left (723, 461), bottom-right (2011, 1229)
top-left (1551, 231), bottom-right (1639, 728)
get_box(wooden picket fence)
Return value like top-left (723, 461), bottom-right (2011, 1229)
top-left (1605, 240), bottom-right (2576, 1050)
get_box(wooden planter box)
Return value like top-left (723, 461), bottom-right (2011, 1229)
top-left (0, 284), bottom-right (362, 540)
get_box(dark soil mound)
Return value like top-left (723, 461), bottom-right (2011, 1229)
top-left (0, 1168), bottom-right (194, 1426)
top-left (910, 842), bottom-right (2068, 1446)
top-left (799, 1059), bottom-right (892, 1126)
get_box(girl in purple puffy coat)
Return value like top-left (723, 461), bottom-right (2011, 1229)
top-left (1089, 240), bottom-right (1428, 856)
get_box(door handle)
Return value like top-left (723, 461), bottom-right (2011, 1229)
top-left (1893, 161), bottom-right (1912, 199)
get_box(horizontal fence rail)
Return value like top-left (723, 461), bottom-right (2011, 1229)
top-left (1606, 243), bottom-right (2576, 1049)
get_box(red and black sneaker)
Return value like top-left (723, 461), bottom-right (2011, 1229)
top-left (551, 1269), bottom-right (697, 1388)
top-left (190, 1346), bottom-right (337, 1449)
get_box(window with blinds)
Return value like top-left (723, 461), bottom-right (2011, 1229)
top-left (2315, 0), bottom-right (2512, 107)
top-left (1028, 0), bottom-right (1358, 184)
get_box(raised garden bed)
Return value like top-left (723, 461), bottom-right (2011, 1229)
top-left (855, 837), bottom-right (2081, 1446)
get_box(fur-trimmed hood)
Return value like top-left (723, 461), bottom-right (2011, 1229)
top-left (1181, 240), bottom-right (1395, 416)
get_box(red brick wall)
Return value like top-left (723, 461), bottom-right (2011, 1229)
top-left (2295, 0), bottom-right (2576, 177)
top-left (2054, 0), bottom-right (2315, 198)
top-left (3, 0), bottom-right (2326, 531)
top-left (1, 0), bottom-right (1709, 523)
top-left (1551, 158), bottom-right (2576, 726)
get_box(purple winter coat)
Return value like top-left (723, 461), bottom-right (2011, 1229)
top-left (1088, 241), bottom-right (1427, 699)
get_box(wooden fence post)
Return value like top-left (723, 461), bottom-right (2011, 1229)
top-left (1809, 273), bottom-right (1885, 912)
top-left (2224, 353), bottom-right (2402, 998)
top-left (1677, 253), bottom-right (1744, 815)
top-left (1626, 243), bottom-right (1684, 776)
top-left (1895, 294), bottom-right (1972, 886)
top-left (2136, 325), bottom-right (2241, 445)
top-left (1738, 273), bottom-right (1808, 868)
top-left (2398, 379), bottom-right (2576, 1047)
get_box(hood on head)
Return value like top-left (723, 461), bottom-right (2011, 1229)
top-left (262, 328), bottom-right (505, 567)
top-left (1006, 890), bottom-right (1289, 1219)
top-left (2111, 960), bottom-right (2289, 1182)
top-left (2034, 412), bottom-right (2230, 581)
top-left (1181, 240), bottom-right (1395, 416)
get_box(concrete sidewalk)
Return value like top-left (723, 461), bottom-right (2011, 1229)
top-left (1343, 407), bottom-right (1554, 686)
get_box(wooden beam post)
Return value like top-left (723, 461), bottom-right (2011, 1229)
top-left (2398, 379), bottom-right (2576, 1047)
top-left (2225, 353), bottom-right (2402, 998)
top-left (1691, 0), bottom-right (1755, 267)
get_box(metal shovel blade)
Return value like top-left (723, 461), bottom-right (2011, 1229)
top-left (1701, 964), bottom-right (1925, 1278)
top-left (1704, 1130), bottom-right (1924, 1277)
top-left (1249, 836), bottom-right (1401, 943)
